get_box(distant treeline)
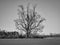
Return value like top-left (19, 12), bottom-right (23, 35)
top-left (0, 30), bottom-right (60, 39)
top-left (0, 31), bottom-right (19, 39)
top-left (0, 30), bottom-right (27, 39)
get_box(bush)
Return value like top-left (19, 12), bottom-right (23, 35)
top-left (0, 31), bottom-right (20, 39)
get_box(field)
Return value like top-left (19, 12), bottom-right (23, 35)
top-left (0, 38), bottom-right (60, 45)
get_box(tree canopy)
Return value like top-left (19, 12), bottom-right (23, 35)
top-left (14, 4), bottom-right (45, 38)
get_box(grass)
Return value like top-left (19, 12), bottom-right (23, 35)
top-left (0, 38), bottom-right (60, 45)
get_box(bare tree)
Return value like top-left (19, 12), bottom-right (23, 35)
top-left (14, 4), bottom-right (45, 38)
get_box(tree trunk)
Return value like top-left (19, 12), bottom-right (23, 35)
top-left (26, 30), bottom-right (31, 38)
top-left (26, 22), bottom-right (31, 38)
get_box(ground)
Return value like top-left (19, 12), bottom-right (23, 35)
top-left (0, 38), bottom-right (60, 45)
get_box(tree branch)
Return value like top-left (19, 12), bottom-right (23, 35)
top-left (31, 18), bottom-right (45, 30)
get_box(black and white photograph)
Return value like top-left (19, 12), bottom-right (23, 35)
top-left (0, 0), bottom-right (60, 45)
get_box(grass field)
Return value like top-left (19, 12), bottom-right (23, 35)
top-left (0, 38), bottom-right (60, 45)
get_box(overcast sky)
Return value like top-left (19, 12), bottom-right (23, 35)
top-left (0, 0), bottom-right (60, 34)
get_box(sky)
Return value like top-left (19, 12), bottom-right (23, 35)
top-left (0, 0), bottom-right (60, 34)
